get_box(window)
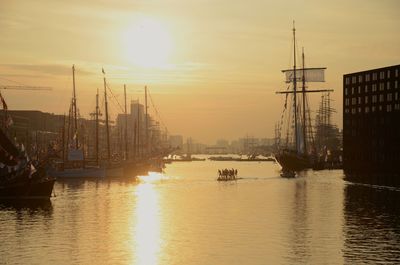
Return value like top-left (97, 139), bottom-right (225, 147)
top-left (358, 107), bottom-right (362, 113)
top-left (372, 95), bottom-right (377, 103)
top-left (345, 108), bottom-right (350, 113)
top-left (352, 87), bottom-right (355, 94)
top-left (379, 105), bottom-right (383, 111)
top-left (365, 74), bottom-right (370, 82)
top-left (345, 88), bottom-right (348, 95)
top-left (358, 97), bottom-right (362, 104)
top-left (345, 98), bottom-right (350, 106)
top-left (352, 76), bottom-right (356, 84)
top-left (352, 108), bottom-right (356, 114)
top-left (373, 73), bottom-right (377, 80)
top-left (352, 98), bottom-right (357, 105)
top-left (387, 81), bottom-right (391, 90)
top-left (372, 84), bottom-right (377, 92)
top-left (395, 104), bottom-right (400, 110)
top-left (358, 75), bottom-right (363, 82)
top-left (379, 94), bottom-right (384, 102)
top-left (365, 85), bottom-right (368, 93)
top-left (372, 106), bottom-right (376, 112)
top-left (365, 96), bottom-right (369, 104)
top-left (379, 83), bottom-right (385, 91)
top-left (396, 69), bottom-right (399, 77)
top-left (395, 80), bottom-right (398, 89)
top-left (387, 70), bottom-right (391, 78)
top-left (345, 77), bottom-right (350, 85)
top-left (365, 106), bottom-right (370, 113)
top-left (387, 105), bottom-right (392, 112)
top-left (387, 93), bottom-right (392, 101)
top-left (395, 92), bottom-right (398, 100)
top-left (358, 86), bottom-right (361, 93)
top-left (380, 71), bottom-right (385, 79)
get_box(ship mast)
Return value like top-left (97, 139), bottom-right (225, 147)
top-left (124, 84), bottom-right (128, 160)
top-left (95, 87), bottom-right (99, 166)
top-left (302, 47), bottom-right (307, 154)
top-left (145, 86), bottom-right (149, 157)
top-left (292, 21), bottom-right (299, 154)
top-left (103, 69), bottom-right (111, 162)
top-left (72, 65), bottom-right (78, 149)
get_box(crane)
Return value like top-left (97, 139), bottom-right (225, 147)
top-left (0, 86), bottom-right (52, 91)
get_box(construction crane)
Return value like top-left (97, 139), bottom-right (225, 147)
top-left (0, 86), bottom-right (52, 91)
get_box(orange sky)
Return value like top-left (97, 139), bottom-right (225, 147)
top-left (0, 0), bottom-right (399, 144)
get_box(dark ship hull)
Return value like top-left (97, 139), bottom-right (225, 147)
top-left (275, 151), bottom-right (313, 171)
top-left (0, 168), bottom-right (55, 199)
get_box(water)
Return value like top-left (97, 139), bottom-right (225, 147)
top-left (1, 159), bottom-right (399, 264)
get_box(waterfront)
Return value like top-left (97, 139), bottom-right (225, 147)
top-left (1, 159), bottom-right (399, 264)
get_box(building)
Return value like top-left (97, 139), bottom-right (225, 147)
top-left (343, 64), bottom-right (400, 187)
top-left (168, 135), bottom-right (183, 150)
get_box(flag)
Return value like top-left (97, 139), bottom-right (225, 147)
top-left (6, 115), bottom-right (13, 128)
top-left (29, 163), bottom-right (36, 178)
top-left (102, 68), bottom-right (105, 74)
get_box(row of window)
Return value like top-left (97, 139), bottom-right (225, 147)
top-left (345, 68), bottom-right (400, 85)
top-left (344, 81), bottom-right (399, 95)
top-left (345, 92), bottom-right (399, 106)
top-left (345, 103), bottom-right (400, 114)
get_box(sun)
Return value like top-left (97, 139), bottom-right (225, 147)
top-left (122, 17), bottom-right (173, 69)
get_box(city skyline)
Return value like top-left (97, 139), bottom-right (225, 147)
top-left (0, 0), bottom-right (399, 144)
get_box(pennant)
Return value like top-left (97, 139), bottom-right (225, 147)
top-left (6, 115), bottom-right (13, 128)
top-left (29, 163), bottom-right (37, 178)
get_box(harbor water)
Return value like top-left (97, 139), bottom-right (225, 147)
top-left (1, 158), bottom-right (399, 264)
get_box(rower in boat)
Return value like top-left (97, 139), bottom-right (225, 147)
top-left (217, 168), bottom-right (238, 181)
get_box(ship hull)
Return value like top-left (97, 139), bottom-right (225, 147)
top-left (0, 166), bottom-right (55, 199)
top-left (275, 152), bottom-right (312, 171)
top-left (0, 177), bottom-right (55, 199)
top-left (48, 167), bottom-right (105, 178)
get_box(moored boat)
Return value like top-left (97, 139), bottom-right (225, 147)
top-left (0, 94), bottom-right (54, 199)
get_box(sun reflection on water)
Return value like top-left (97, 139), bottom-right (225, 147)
top-left (132, 181), bottom-right (162, 265)
top-left (137, 172), bottom-right (168, 183)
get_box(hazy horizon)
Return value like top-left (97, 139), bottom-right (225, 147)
top-left (0, 0), bottom-right (399, 144)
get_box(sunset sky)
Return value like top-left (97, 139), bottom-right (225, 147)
top-left (0, 0), bottom-right (399, 144)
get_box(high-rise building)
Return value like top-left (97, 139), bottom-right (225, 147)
top-left (343, 64), bottom-right (400, 187)
top-left (169, 135), bottom-right (183, 150)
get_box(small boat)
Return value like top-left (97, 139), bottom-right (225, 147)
top-left (217, 177), bottom-right (237, 181)
top-left (217, 169), bottom-right (238, 181)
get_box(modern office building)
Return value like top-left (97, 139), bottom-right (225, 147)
top-left (343, 64), bottom-right (400, 187)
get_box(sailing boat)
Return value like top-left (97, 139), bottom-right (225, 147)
top-left (100, 70), bottom-right (147, 177)
top-left (275, 22), bottom-right (332, 172)
top-left (0, 94), bottom-right (55, 199)
top-left (48, 65), bottom-right (105, 178)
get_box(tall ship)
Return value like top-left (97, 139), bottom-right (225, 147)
top-left (0, 93), bottom-right (55, 199)
top-left (313, 92), bottom-right (342, 169)
top-left (275, 22), bottom-right (332, 172)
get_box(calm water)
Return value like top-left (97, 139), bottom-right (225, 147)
top-left (1, 159), bottom-right (400, 264)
